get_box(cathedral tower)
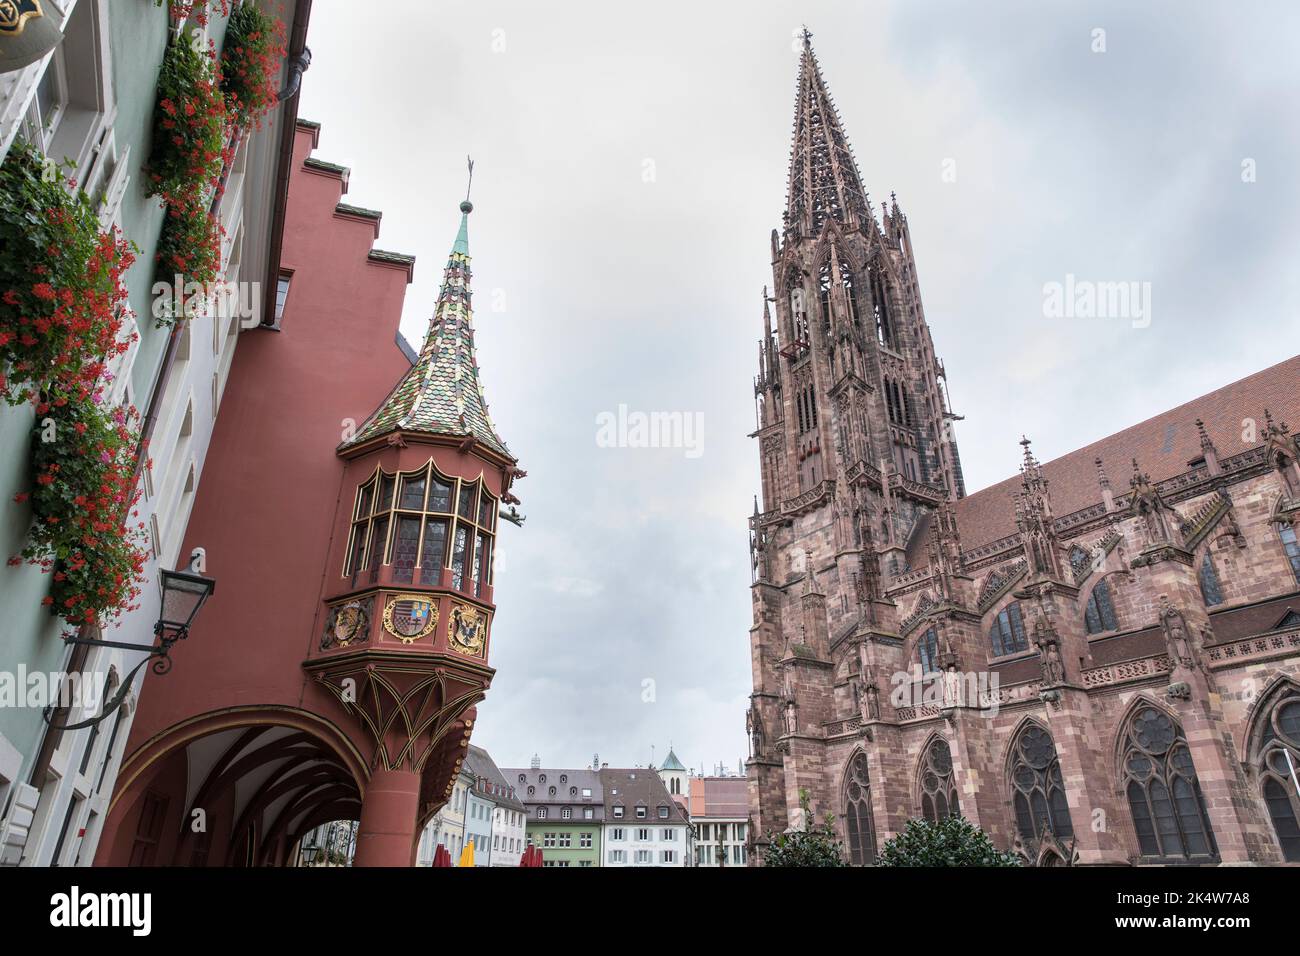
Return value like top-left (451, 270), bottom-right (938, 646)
top-left (747, 32), bottom-right (964, 852)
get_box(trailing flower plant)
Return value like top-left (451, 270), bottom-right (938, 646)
top-left (147, 4), bottom-right (286, 322)
top-left (145, 30), bottom-right (230, 205)
top-left (0, 142), bottom-right (148, 626)
top-left (220, 2), bottom-right (287, 130)
top-left (0, 142), bottom-right (135, 405)
top-left (154, 0), bottom-right (233, 29)
top-left (15, 387), bottom-right (149, 626)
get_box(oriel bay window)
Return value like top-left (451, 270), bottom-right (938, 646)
top-left (344, 463), bottom-right (496, 597)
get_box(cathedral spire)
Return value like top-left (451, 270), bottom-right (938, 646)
top-left (785, 30), bottom-right (871, 237)
top-left (343, 188), bottom-right (513, 461)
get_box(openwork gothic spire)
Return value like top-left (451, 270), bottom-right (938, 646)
top-left (785, 30), bottom-right (871, 236)
top-left (343, 197), bottom-right (513, 460)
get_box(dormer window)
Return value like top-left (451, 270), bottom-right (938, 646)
top-left (343, 461), bottom-right (496, 596)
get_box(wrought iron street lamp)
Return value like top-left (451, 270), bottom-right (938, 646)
top-left (45, 557), bottom-right (216, 730)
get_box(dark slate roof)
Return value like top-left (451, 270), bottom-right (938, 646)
top-left (599, 768), bottom-right (689, 825)
top-left (465, 745), bottom-right (524, 812)
top-left (502, 767), bottom-right (604, 820)
top-left (341, 210), bottom-right (513, 460)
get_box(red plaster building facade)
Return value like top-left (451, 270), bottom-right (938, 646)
top-left (746, 37), bottom-right (1300, 866)
top-left (95, 120), bottom-right (522, 866)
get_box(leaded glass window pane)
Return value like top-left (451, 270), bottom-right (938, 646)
top-left (458, 481), bottom-right (477, 520)
top-left (429, 476), bottom-right (452, 513)
top-left (420, 518), bottom-right (448, 585)
top-left (400, 473), bottom-right (427, 511)
top-left (451, 525), bottom-right (468, 591)
top-left (355, 481), bottom-right (374, 520)
top-left (376, 474), bottom-right (395, 512)
top-left (366, 516), bottom-right (389, 570)
top-left (391, 516), bottom-right (421, 583)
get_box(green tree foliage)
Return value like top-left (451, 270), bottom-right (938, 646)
top-left (877, 815), bottom-right (1022, 867)
top-left (762, 789), bottom-right (848, 867)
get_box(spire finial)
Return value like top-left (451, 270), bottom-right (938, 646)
top-left (801, 24), bottom-right (813, 45)
top-left (461, 156), bottom-right (474, 214)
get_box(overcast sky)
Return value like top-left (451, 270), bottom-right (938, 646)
top-left (297, 1), bottom-right (1300, 774)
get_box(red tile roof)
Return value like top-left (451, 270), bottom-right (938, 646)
top-left (952, 355), bottom-right (1300, 550)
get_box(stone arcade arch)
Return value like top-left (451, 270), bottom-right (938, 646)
top-left (96, 707), bottom-right (369, 867)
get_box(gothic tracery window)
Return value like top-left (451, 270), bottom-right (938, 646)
top-left (1120, 707), bottom-right (1217, 862)
top-left (1280, 523), bottom-right (1300, 584)
top-left (1198, 552), bottom-right (1224, 607)
top-left (919, 738), bottom-right (959, 823)
top-left (1084, 578), bottom-right (1119, 634)
top-left (989, 601), bottom-right (1029, 657)
top-left (917, 627), bottom-right (940, 674)
top-left (870, 267), bottom-right (893, 348)
top-left (842, 752), bottom-right (877, 865)
top-left (1252, 685), bottom-right (1300, 861)
top-left (1008, 724), bottom-right (1073, 843)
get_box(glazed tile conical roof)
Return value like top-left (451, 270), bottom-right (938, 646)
top-left (343, 202), bottom-right (513, 460)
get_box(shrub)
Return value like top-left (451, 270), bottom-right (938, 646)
top-left (876, 815), bottom-right (1023, 867)
top-left (761, 789), bottom-right (849, 867)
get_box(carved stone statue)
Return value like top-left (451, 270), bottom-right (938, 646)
top-left (1159, 596), bottom-right (1196, 667)
top-left (1035, 624), bottom-right (1065, 687)
top-left (748, 701), bottom-right (765, 757)
top-left (783, 698), bottom-right (798, 735)
top-left (863, 677), bottom-right (880, 721)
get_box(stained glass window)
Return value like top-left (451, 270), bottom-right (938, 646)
top-left (917, 628), bottom-right (940, 674)
top-left (1120, 707), bottom-right (1216, 861)
top-left (1009, 724), bottom-right (1073, 842)
top-left (1255, 690), bottom-right (1300, 861)
top-left (919, 738), bottom-right (959, 823)
top-left (842, 753), bottom-right (876, 865)
top-left (990, 602), bottom-right (1029, 657)
top-left (1084, 578), bottom-right (1119, 634)
top-left (1198, 552), bottom-right (1224, 607)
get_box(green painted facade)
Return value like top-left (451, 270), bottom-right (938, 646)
top-left (0, 1), bottom-right (234, 784)
top-left (525, 822), bottom-right (603, 868)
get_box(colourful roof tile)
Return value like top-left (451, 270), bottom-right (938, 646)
top-left (343, 204), bottom-right (513, 460)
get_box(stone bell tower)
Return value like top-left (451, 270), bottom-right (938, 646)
top-left (305, 196), bottom-right (524, 866)
top-left (746, 31), bottom-right (964, 850)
